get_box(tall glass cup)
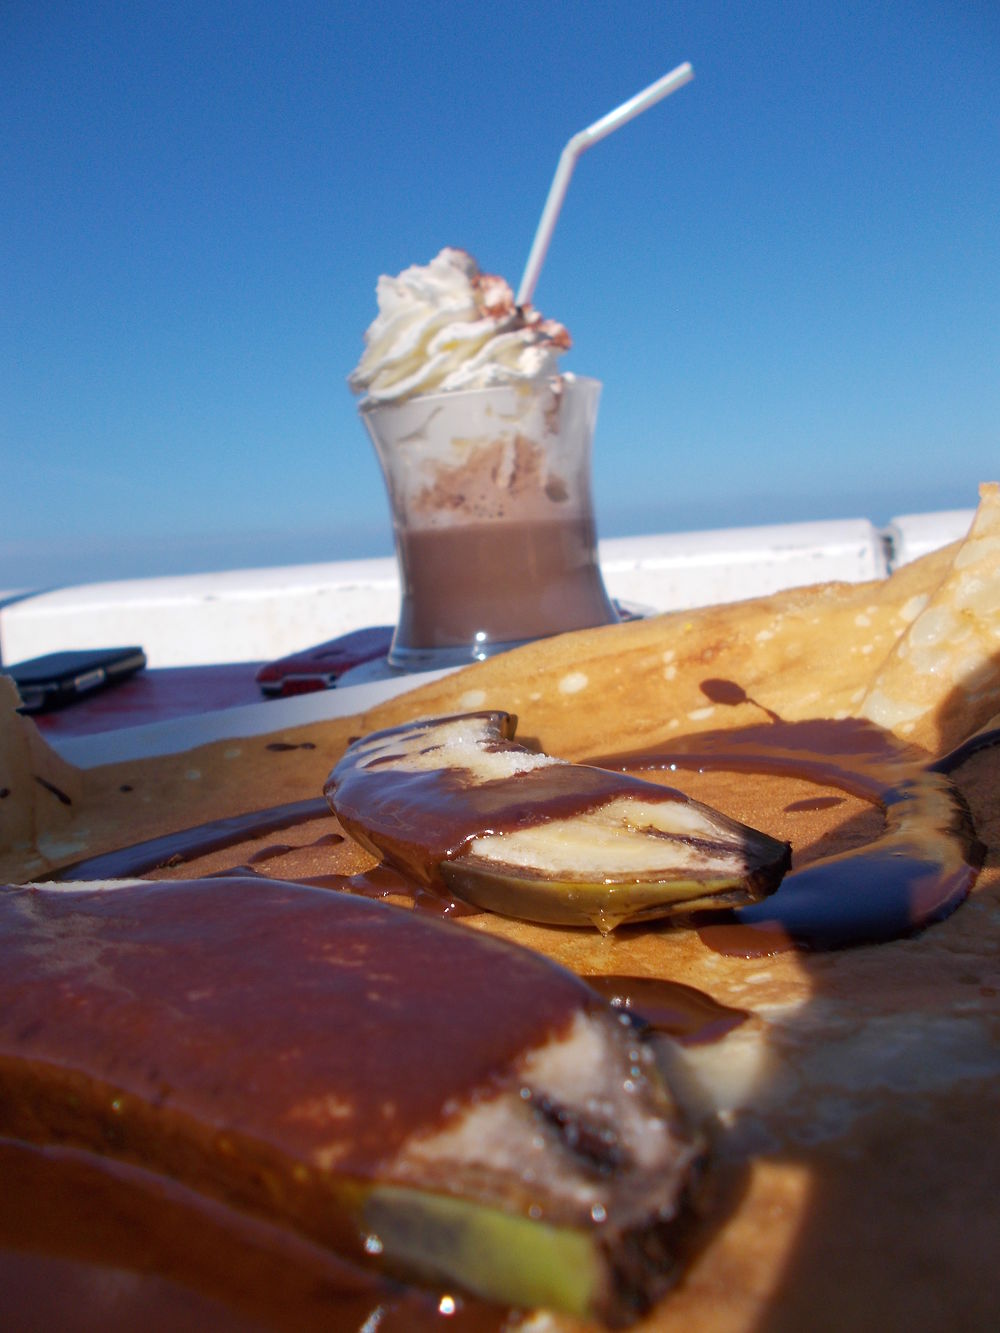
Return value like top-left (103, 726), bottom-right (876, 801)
top-left (360, 375), bottom-right (619, 670)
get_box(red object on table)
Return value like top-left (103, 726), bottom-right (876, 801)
top-left (32, 664), bottom-right (267, 739)
top-left (254, 626), bottom-right (393, 696)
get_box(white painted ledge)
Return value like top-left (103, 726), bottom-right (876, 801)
top-left (885, 510), bottom-right (974, 567)
top-left (0, 557), bottom-right (398, 669)
top-left (599, 518), bottom-right (885, 613)
top-left (0, 513), bottom-right (958, 670)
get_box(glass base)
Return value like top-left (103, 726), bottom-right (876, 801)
top-left (386, 600), bottom-right (639, 674)
top-left (387, 632), bottom-right (538, 673)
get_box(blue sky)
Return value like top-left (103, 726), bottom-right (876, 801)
top-left (2, 1), bottom-right (998, 590)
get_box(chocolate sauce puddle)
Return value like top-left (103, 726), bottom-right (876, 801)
top-left (590, 716), bottom-right (987, 955)
top-left (583, 975), bottom-right (749, 1044)
top-left (784, 796), bottom-right (844, 813)
top-left (213, 861), bottom-right (477, 919)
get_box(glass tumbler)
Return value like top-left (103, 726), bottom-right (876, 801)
top-left (360, 375), bottom-right (618, 670)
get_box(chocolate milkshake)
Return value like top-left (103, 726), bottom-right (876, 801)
top-left (350, 249), bottom-right (618, 669)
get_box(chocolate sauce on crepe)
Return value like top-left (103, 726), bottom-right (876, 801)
top-left (332, 744), bottom-right (696, 888)
top-left (21, 700), bottom-right (995, 1325)
top-left (56, 709), bottom-right (990, 956)
top-left (591, 712), bottom-right (987, 954)
top-left (582, 975), bottom-right (749, 1045)
top-left (1, 882), bottom-right (520, 1328)
top-left (57, 797), bottom-right (331, 880)
top-left (0, 1140), bottom-right (496, 1332)
top-left (1, 878), bottom-right (597, 1171)
top-left (3, 877), bottom-right (688, 1330)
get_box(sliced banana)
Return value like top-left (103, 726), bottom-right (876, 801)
top-left (326, 712), bottom-right (789, 931)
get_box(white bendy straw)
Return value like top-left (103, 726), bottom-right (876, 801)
top-left (516, 62), bottom-right (694, 308)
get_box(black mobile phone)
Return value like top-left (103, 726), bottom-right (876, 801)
top-left (4, 647), bottom-right (147, 713)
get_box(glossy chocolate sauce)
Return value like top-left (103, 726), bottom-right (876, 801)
top-left (0, 1139), bottom-right (499, 1332)
top-left (55, 798), bottom-right (330, 880)
top-left (35, 774), bottom-right (73, 805)
top-left (55, 704), bottom-right (990, 956)
top-left (218, 858), bottom-right (478, 919)
top-left (698, 677), bottom-right (780, 723)
top-left (590, 703), bottom-right (988, 955)
top-left (0, 878), bottom-right (615, 1329)
top-left (2, 878), bottom-right (597, 1170)
top-left (30, 703), bottom-right (981, 1324)
top-left (583, 975), bottom-right (749, 1045)
top-left (327, 716), bottom-right (701, 890)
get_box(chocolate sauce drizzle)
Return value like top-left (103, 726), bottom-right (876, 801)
top-left (54, 798), bottom-right (329, 880)
top-left (53, 694), bottom-right (993, 959)
top-left (18, 693), bottom-right (998, 1329)
top-left (590, 702), bottom-right (989, 956)
top-left (34, 775), bottom-right (72, 806)
top-left (582, 974), bottom-right (749, 1044)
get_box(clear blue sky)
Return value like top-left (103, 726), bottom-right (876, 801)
top-left (3, 1), bottom-right (998, 590)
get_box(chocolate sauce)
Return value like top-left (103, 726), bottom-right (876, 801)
top-left (55, 798), bottom-right (330, 880)
top-left (311, 831), bottom-right (346, 847)
top-left (246, 842), bottom-right (296, 864)
top-left (302, 863), bottom-right (412, 897)
top-left (0, 878), bottom-right (675, 1330)
top-left (583, 975), bottom-right (749, 1045)
top-left (30, 707), bottom-right (982, 1321)
top-left (592, 715), bottom-right (987, 954)
top-left (9, 692), bottom-right (996, 1324)
top-left (275, 860), bottom-right (474, 918)
top-left (51, 704), bottom-right (994, 961)
top-left (328, 718), bottom-right (693, 889)
top-left (216, 860), bottom-right (479, 922)
top-left (0, 1140), bottom-right (499, 1332)
top-left (245, 833), bottom-right (346, 873)
top-left (2, 878), bottom-right (601, 1165)
top-left (592, 716), bottom-right (925, 802)
top-left (34, 775), bottom-right (72, 805)
top-left (0, 874), bottom-right (610, 1331)
top-left (55, 812), bottom-right (479, 922)
top-left (930, 719), bottom-right (1000, 774)
top-left (56, 710), bottom-right (988, 953)
top-left (60, 715), bottom-right (702, 889)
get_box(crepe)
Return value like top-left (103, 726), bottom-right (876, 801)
top-left (2, 486), bottom-right (1000, 1329)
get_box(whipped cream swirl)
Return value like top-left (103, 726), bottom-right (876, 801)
top-left (349, 248), bottom-right (571, 402)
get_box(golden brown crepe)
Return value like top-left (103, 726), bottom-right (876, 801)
top-left (2, 485), bottom-right (1000, 1329)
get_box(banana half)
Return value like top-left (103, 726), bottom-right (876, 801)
top-left (325, 712), bottom-right (790, 931)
